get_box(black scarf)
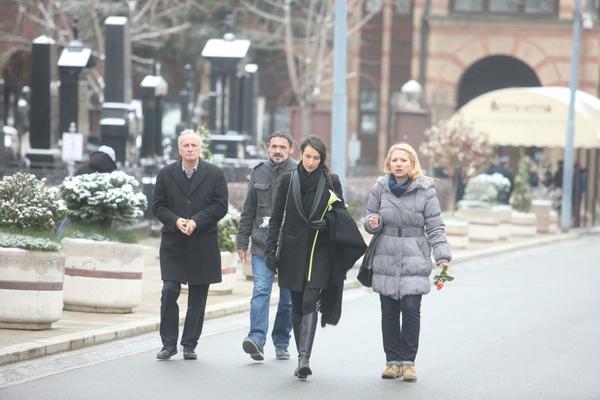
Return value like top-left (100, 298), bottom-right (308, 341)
top-left (297, 163), bottom-right (323, 214)
top-left (389, 174), bottom-right (412, 197)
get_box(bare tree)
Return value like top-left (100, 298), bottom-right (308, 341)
top-left (238, 0), bottom-right (381, 136)
top-left (0, 0), bottom-right (196, 101)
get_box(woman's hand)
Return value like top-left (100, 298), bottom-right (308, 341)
top-left (367, 215), bottom-right (381, 230)
top-left (437, 261), bottom-right (450, 270)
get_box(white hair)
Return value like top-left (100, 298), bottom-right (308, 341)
top-left (178, 129), bottom-right (203, 147)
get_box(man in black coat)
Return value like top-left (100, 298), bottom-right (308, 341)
top-left (152, 129), bottom-right (228, 360)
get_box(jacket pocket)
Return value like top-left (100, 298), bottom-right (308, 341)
top-left (254, 183), bottom-right (270, 209)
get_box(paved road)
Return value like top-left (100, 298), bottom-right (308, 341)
top-left (1, 235), bottom-right (599, 400)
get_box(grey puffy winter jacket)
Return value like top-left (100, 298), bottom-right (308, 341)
top-left (363, 175), bottom-right (451, 300)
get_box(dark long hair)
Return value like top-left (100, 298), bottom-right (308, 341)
top-left (300, 135), bottom-right (332, 187)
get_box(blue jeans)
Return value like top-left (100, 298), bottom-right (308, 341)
top-left (247, 255), bottom-right (292, 349)
top-left (380, 294), bottom-right (422, 366)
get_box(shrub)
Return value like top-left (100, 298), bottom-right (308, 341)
top-left (0, 172), bottom-right (66, 231)
top-left (218, 205), bottom-right (240, 252)
top-left (510, 149), bottom-right (532, 212)
top-left (0, 232), bottom-right (60, 252)
top-left (198, 125), bottom-right (213, 162)
top-left (459, 173), bottom-right (512, 208)
top-left (60, 171), bottom-right (148, 227)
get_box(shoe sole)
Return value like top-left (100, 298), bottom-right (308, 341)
top-left (403, 377), bottom-right (417, 382)
top-left (381, 374), bottom-right (402, 379)
top-left (183, 354), bottom-right (197, 360)
top-left (276, 354), bottom-right (290, 360)
top-left (156, 352), bottom-right (177, 360)
top-left (242, 339), bottom-right (264, 361)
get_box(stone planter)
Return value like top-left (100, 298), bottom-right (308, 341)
top-left (491, 205), bottom-right (512, 240)
top-left (61, 238), bottom-right (145, 313)
top-left (209, 251), bottom-right (238, 295)
top-left (445, 219), bottom-right (469, 249)
top-left (510, 211), bottom-right (538, 237)
top-left (0, 248), bottom-right (65, 330)
top-left (532, 199), bottom-right (559, 233)
top-left (455, 207), bottom-right (500, 242)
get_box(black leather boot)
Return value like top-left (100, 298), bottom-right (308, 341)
top-left (297, 311), bottom-right (318, 379)
top-left (292, 312), bottom-right (301, 376)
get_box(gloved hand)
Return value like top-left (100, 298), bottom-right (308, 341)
top-left (310, 219), bottom-right (328, 232)
top-left (265, 253), bottom-right (278, 274)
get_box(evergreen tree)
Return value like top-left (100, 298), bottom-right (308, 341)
top-left (510, 148), bottom-right (532, 212)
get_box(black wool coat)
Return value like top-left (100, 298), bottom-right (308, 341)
top-left (152, 160), bottom-right (228, 285)
top-left (267, 170), bottom-right (344, 292)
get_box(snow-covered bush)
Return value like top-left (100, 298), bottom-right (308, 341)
top-left (60, 171), bottom-right (148, 227)
top-left (0, 172), bottom-right (66, 231)
top-left (0, 232), bottom-right (60, 252)
top-left (459, 173), bottom-right (511, 208)
top-left (218, 205), bottom-right (240, 252)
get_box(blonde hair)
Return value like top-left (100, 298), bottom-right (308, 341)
top-left (384, 143), bottom-right (422, 179)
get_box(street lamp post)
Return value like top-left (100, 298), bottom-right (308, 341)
top-left (331, 0), bottom-right (348, 188)
top-left (561, 0), bottom-right (582, 231)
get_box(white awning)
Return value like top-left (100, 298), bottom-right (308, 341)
top-left (449, 87), bottom-right (600, 148)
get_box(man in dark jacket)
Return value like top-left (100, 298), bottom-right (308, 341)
top-left (236, 131), bottom-right (297, 361)
top-left (74, 145), bottom-right (117, 175)
top-left (152, 129), bottom-right (228, 360)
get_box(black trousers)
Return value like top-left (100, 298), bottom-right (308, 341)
top-left (379, 294), bottom-right (422, 364)
top-left (160, 280), bottom-right (209, 349)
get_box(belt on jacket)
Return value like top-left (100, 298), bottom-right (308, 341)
top-left (381, 226), bottom-right (425, 237)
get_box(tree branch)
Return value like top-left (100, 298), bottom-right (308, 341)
top-left (130, 22), bottom-right (191, 42)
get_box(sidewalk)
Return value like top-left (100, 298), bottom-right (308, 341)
top-left (0, 228), bottom-right (590, 366)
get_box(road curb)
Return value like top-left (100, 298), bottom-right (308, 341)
top-left (0, 230), bottom-right (584, 366)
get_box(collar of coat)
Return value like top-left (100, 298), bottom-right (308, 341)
top-left (171, 159), bottom-right (210, 195)
top-left (376, 174), bottom-right (435, 195)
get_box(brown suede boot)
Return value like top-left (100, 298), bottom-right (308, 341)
top-left (381, 364), bottom-right (402, 379)
top-left (402, 364), bottom-right (417, 382)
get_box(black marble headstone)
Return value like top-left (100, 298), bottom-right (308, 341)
top-left (29, 35), bottom-right (56, 149)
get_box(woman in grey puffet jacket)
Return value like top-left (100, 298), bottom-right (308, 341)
top-left (364, 143), bottom-right (451, 383)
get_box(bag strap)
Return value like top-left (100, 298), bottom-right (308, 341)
top-left (279, 171), bottom-right (294, 238)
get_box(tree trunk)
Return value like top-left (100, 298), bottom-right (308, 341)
top-left (300, 103), bottom-right (311, 137)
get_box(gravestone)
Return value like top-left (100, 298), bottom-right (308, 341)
top-left (29, 35), bottom-right (56, 149)
top-left (100, 17), bottom-right (132, 163)
top-left (58, 40), bottom-right (93, 138)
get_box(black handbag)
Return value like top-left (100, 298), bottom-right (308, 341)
top-left (357, 233), bottom-right (381, 287)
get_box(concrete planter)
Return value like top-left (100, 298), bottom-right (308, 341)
top-left (61, 238), bottom-right (145, 313)
top-left (0, 248), bottom-right (65, 330)
top-left (209, 251), bottom-right (238, 295)
top-left (455, 207), bottom-right (500, 242)
top-left (510, 211), bottom-right (538, 237)
top-left (532, 199), bottom-right (559, 233)
top-left (491, 205), bottom-right (512, 240)
top-left (445, 219), bottom-right (469, 249)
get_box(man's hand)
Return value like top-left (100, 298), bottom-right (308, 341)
top-left (237, 248), bottom-right (248, 263)
top-left (185, 219), bottom-right (197, 236)
top-left (176, 218), bottom-right (189, 235)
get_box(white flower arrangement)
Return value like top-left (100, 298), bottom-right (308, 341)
top-left (60, 171), bottom-right (148, 226)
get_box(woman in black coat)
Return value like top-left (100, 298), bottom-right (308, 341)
top-left (266, 136), bottom-right (344, 380)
